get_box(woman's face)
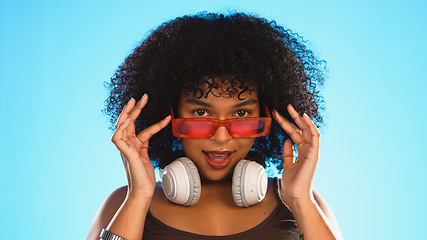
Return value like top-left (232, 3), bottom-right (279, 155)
top-left (178, 83), bottom-right (260, 182)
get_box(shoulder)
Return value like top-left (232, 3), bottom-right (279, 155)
top-left (312, 190), bottom-right (344, 239)
top-left (87, 186), bottom-right (128, 240)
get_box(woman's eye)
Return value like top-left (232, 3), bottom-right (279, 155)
top-left (194, 109), bottom-right (207, 117)
top-left (236, 110), bottom-right (249, 117)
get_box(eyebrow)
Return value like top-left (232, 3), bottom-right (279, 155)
top-left (185, 98), bottom-right (259, 108)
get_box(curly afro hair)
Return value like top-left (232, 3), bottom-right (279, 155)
top-left (104, 12), bottom-right (326, 171)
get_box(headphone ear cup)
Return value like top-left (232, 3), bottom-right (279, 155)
top-left (161, 157), bottom-right (201, 206)
top-left (232, 160), bottom-right (268, 207)
top-left (232, 160), bottom-right (246, 207)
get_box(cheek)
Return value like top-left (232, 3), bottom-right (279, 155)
top-left (180, 138), bottom-right (256, 159)
top-left (179, 121), bottom-right (213, 137)
top-left (236, 138), bottom-right (256, 154)
top-left (180, 139), bottom-right (202, 157)
top-left (231, 121), bottom-right (260, 135)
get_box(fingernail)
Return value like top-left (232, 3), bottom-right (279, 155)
top-left (123, 118), bottom-right (130, 124)
top-left (141, 93), bottom-right (147, 100)
top-left (126, 98), bottom-right (135, 106)
top-left (163, 115), bottom-right (171, 121)
top-left (272, 109), bottom-right (277, 117)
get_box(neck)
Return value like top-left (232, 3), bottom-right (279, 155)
top-left (197, 179), bottom-right (236, 207)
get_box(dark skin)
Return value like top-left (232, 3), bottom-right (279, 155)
top-left (147, 87), bottom-right (279, 235)
top-left (149, 180), bottom-right (278, 235)
top-left (88, 84), bottom-right (343, 240)
top-left (88, 179), bottom-right (334, 238)
top-left (88, 179), bottom-right (277, 236)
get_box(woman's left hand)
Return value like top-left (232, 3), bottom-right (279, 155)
top-left (273, 104), bottom-right (320, 209)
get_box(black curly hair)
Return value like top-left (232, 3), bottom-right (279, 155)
top-left (104, 12), bottom-right (326, 171)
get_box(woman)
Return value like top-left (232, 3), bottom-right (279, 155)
top-left (88, 12), bottom-right (343, 240)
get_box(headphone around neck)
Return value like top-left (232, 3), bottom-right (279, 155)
top-left (160, 157), bottom-right (268, 207)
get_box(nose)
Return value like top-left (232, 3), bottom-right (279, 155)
top-left (210, 125), bottom-right (232, 144)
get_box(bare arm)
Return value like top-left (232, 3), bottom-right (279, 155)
top-left (87, 187), bottom-right (127, 240)
top-left (88, 94), bottom-right (171, 240)
top-left (313, 190), bottom-right (343, 239)
top-left (286, 190), bottom-right (343, 240)
top-left (274, 105), bottom-right (343, 240)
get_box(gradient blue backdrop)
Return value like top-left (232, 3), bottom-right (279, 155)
top-left (1, 0), bottom-right (426, 239)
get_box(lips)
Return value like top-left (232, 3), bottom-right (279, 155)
top-left (203, 151), bottom-right (235, 169)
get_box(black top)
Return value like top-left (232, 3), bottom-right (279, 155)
top-left (142, 179), bottom-right (299, 240)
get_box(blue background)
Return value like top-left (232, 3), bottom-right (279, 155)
top-left (1, 0), bottom-right (426, 239)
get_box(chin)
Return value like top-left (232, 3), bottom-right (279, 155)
top-left (200, 169), bottom-right (234, 183)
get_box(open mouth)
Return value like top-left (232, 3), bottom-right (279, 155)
top-left (203, 151), bottom-right (235, 169)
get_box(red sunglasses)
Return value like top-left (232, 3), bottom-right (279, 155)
top-left (171, 106), bottom-right (271, 139)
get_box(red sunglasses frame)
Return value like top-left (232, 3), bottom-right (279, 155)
top-left (171, 105), bottom-right (272, 139)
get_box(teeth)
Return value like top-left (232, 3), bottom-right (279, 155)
top-left (208, 153), bottom-right (229, 161)
top-left (213, 154), bottom-right (226, 157)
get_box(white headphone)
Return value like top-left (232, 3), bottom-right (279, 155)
top-left (160, 157), bottom-right (268, 207)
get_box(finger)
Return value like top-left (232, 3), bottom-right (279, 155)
top-left (137, 115), bottom-right (171, 143)
top-left (287, 105), bottom-right (312, 142)
top-left (128, 93), bottom-right (148, 123)
top-left (273, 109), bottom-right (303, 143)
top-left (283, 139), bottom-right (295, 167)
top-left (303, 113), bottom-right (320, 147)
top-left (111, 118), bottom-right (132, 152)
top-left (138, 144), bottom-right (152, 164)
top-left (115, 98), bottom-right (136, 129)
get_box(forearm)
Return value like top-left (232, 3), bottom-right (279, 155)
top-left (289, 197), bottom-right (341, 240)
top-left (106, 194), bottom-right (151, 240)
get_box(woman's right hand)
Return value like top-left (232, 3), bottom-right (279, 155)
top-left (111, 94), bottom-right (171, 200)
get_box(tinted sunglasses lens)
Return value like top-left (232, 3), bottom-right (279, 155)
top-left (230, 120), bottom-right (265, 136)
top-left (179, 121), bottom-right (214, 138)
